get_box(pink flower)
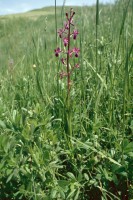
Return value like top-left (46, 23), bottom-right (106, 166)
top-left (75, 63), bottom-right (80, 68)
top-left (68, 50), bottom-right (73, 57)
top-left (66, 12), bottom-right (68, 19)
top-left (58, 28), bottom-right (64, 38)
top-left (64, 21), bottom-right (69, 30)
top-left (73, 47), bottom-right (80, 57)
top-left (54, 47), bottom-right (61, 57)
top-left (61, 58), bottom-right (66, 65)
top-left (70, 17), bottom-right (74, 26)
top-left (63, 38), bottom-right (68, 47)
top-left (73, 30), bottom-right (79, 40)
top-left (60, 71), bottom-right (68, 79)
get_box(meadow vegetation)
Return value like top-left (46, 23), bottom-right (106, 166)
top-left (0, 0), bottom-right (133, 199)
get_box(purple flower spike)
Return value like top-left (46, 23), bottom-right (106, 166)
top-left (73, 30), bottom-right (79, 40)
top-left (54, 8), bottom-right (80, 93)
top-left (55, 47), bottom-right (61, 57)
top-left (73, 47), bottom-right (80, 57)
top-left (63, 38), bottom-right (69, 47)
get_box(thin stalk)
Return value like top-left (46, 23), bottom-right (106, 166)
top-left (55, 0), bottom-right (57, 45)
top-left (96, 0), bottom-right (99, 71)
top-left (94, 0), bottom-right (99, 123)
top-left (55, 0), bottom-right (60, 97)
top-left (66, 12), bottom-right (71, 137)
top-left (116, 0), bottom-right (130, 59)
top-left (66, 21), bottom-right (71, 98)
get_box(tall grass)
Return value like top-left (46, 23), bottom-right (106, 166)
top-left (0, 1), bottom-right (133, 199)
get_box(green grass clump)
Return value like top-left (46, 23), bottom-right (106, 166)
top-left (0, 1), bottom-right (133, 199)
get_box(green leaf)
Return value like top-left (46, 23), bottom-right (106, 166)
top-left (122, 139), bottom-right (129, 149)
top-left (84, 173), bottom-right (89, 181)
top-left (67, 172), bottom-right (76, 180)
top-left (59, 189), bottom-right (65, 199)
top-left (112, 175), bottom-right (118, 185)
top-left (58, 180), bottom-right (69, 190)
top-left (96, 173), bottom-right (102, 180)
top-left (77, 173), bottom-right (82, 182)
top-left (0, 120), bottom-right (6, 128)
top-left (128, 152), bottom-right (133, 157)
top-left (116, 166), bottom-right (128, 177)
top-left (50, 189), bottom-right (57, 198)
top-left (124, 142), bottom-right (133, 153)
top-left (6, 172), bottom-right (14, 183)
top-left (67, 188), bottom-right (76, 199)
top-left (74, 189), bottom-right (80, 200)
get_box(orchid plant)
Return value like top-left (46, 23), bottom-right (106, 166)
top-left (54, 8), bottom-right (80, 137)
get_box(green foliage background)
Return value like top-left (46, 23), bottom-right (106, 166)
top-left (0, 1), bottom-right (133, 199)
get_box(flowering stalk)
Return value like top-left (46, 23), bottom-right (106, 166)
top-left (66, 14), bottom-right (71, 98)
top-left (54, 8), bottom-right (80, 136)
top-left (54, 8), bottom-right (79, 91)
